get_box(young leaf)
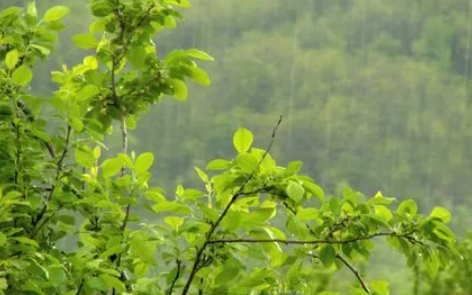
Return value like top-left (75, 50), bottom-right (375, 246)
top-left (186, 49), bottom-right (214, 61)
top-left (135, 152), bottom-right (154, 174)
top-left (235, 153), bottom-right (259, 173)
top-left (286, 181), bottom-right (305, 203)
top-left (72, 33), bottom-right (98, 49)
top-left (319, 245), bottom-right (336, 267)
top-left (169, 78), bottom-right (188, 101)
top-left (164, 216), bottom-right (184, 231)
top-left (429, 206), bottom-right (451, 223)
top-left (370, 281), bottom-right (390, 295)
top-left (303, 181), bottom-right (324, 202)
top-left (397, 199), bottom-right (418, 216)
top-left (42, 6), bottom-right (69, 22)
top-left (101, 158), bottom-right (123, 177)
top-left (194, 167), bottom-right (209, 182)
top-left (206, 159), bottom-right (232, 170)
top-left (12, 65), bottom-right (33, 86)
top-left (101, 275), bottom-right (125, 293)
top-left (233, 128), bottom-right (254, 153)
top-left (285, 160), bottom-right (303, 175)
top-left (5, 49), bottom-right (19, 70)
top-left (26, 1), bottom-right (37, 17)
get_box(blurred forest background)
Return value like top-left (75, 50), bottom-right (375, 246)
top-left (2, 0), bottom-right (472, 294)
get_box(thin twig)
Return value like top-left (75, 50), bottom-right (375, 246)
top-left (180, 115), bottom-right (283, 295)
top-left (75, 279), bottom-right (84, 295)
top-left (207, 232), bottom-right (398, 246)
top-left (168, 259), bottom-right (182, 295)
top-left (16, 100), bottom-right (56, 158)
top-left (336, 254), bottom-right (370, 294)
top-left (31, 125), bottom-right (71, 237)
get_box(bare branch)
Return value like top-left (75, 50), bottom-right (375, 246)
top-left (336, 254), bottom-right (370, 294)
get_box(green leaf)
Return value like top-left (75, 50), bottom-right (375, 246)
top-left (12, 65), bottom-right (33, 86)
top-left (0, 7), bottom-right (21, 18)
top-left (91, 1), bottom-right (114, 17)
top-left (101, 275), bottom-right (125, 292)
top-left (135, 152), bottom-right (154, 174)
top-left (47, 267), bottom-right (67, 284)
top-left (169, 78), bottom-right (188, 101)
top-left (186, 67), bottom-right (211, 85)
top-left (101, 158), bottom-right (123, 178)
top-left (186, 49), bottom-right (214, 61)
top-left (164, 216), bottom-right (184, 231)
top-left (194, 167), bottom-right (209, 183)
top-left (397, 199), bottom-right (418, 216)
top-left (319, 245), bottom-right (336, 267)
top-left (296, 208), bottom-right (319, 221)
top-left (432, 221), bottom-right (454, 242)
top-left (72, 33), bottom-right (98, 49)
top-left (216, 265), bottom-right (240, 284)
top-left (206, 159), bottom-right (232, 170)
top-left (30, 44), bottom-right (50, 56)
top-left (430, 206), bottom-right (451, 223)
top-left (235, 153), bottom-right (259, 173)
top-left (302, 181), bottom-right (324, 202)
top-left (375, 205), bottom-right (393, 222)
top-left (77, 85), bottom-right (100, 101)
top-left (0, 277), bottom-right (6, 290)
top-left (285, 160), bottom-right (302, 175)
top-left (12, 237), bottom-right (39, 248)
top-left (233, 128), bottom-right (254, 153)
top-left (5, 49), bottom-right (19, 70)
top-left (0, 232), bottom-right (6, 247)
top-left (75, 147), bottom-right (95, 168)
top-left (286, 181), bottom-right (305, 203)
top-left (370, 281), bottom-right (389, 295)
top-left (42, 6), bottom-right (69, 22)
top-left (368, 191), bottom-right (396, 205)
top-left (152, 201), bottom-right (192, 214)
top-left (26, 1), bottom-right (37, 17)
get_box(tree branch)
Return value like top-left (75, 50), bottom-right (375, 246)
top-left (336, 254), bottom-right (370, 294)
top-left (16, 100), bottom-right (56, 158)
top-left (168, 259), bottom-right (182, 295)
top-left (180, 115), bottom-right (283, 295)
top-left (31, 125), bottom-right (71, 237)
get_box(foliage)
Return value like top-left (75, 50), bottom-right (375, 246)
top-left (420, 232), bottom-right (472, 295)
top-left (0, 1), bottom-right (459, 295)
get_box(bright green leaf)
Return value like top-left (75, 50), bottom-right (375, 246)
top-left (303, 181), bottom-right (324, 202)
top-left (286, 181), bottom-right (305, 203)
top-left (186, 49), bottom-right (214, 61)
top-left (5, 49), bottom-right (19, 70)
top-left (233, 128), bottom-right (254, 153)
top-left (430, 206), bottom-right (451, 223)
top-left (72, 33), bottom-right (98, 49)
top-left (101, 275), bottom-right (125, 293)
top-left (101, 158), bottom-right (123, 178)
top-left (164, 216), bottom-right (184, 231)
top-left (370, 281), bottom-right (389, 295)
top-left (12, 65), bottom-right (33, 86)
top-left (169, 78), bottom-right (188, 101)
top-left (43, 6), bottom-right (69, 22)
top-left (397, 199), bottom-right (418, 216)
top-left (135, 152), bottom-right (154, 174)
top-left (206, 159), bottom-right (232, 170)
top-left (235, 153), bottom-right (259, 173)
